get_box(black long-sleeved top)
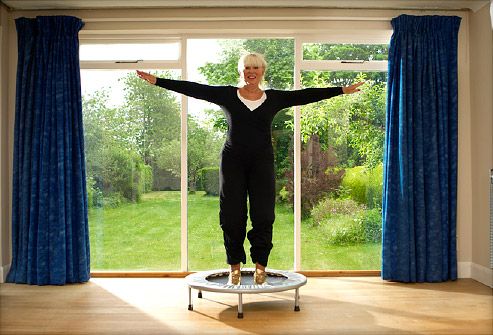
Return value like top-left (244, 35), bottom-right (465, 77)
top-left (155, 78), bottom-right (343, 155)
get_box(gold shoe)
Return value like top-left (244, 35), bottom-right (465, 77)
top-left (254, 268), bottom-right (267, 285)
top-left (228, 269), bottom-right (241, 285)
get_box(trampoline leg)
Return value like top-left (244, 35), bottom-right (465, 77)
top-left (188, 287), bottom-right (193, 311)
top-left (294, 288), bottom-right (300, 312)
top-left (237, 293), bottom-right (243, 319)
top-left (198, 290), bottom-right (203, 299)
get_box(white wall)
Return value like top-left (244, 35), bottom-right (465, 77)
top-left (468, 3), bottom-right (493, 287)
top-left (0, 3), bottom-right (11, 283)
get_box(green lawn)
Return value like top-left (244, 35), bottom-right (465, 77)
top-left (89, 191), bottom-right (381, 271)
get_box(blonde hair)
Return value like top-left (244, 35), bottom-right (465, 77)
top-left (237, 52), bottom-right (267, 87)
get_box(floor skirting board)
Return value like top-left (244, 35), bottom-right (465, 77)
top-left (459, 261), bottom-right (493, 287)
top-left (0, 264), bottom-right (10, 283)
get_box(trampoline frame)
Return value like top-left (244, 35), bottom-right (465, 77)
top-left (185, 268), bottom-right (307, 318)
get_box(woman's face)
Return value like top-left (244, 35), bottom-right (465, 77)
top-left (242, 65), bottom-right (265, 86)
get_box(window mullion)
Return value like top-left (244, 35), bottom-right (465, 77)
top-left (180, 37), bottom-right (188, 272)
top-left (294, 37), bottom-right (302, 271)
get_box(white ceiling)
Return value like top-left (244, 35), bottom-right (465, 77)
top-left (0, 0), bottom-right (490, 12)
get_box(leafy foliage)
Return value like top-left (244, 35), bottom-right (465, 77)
top-left (312, 203), bottom-right (382, 245)
top-left (311, 198), bottom-right (365, 226)
top-left (83, 70), bottom-right (226, 205)
top-left (284, 135), bottom-right (344, 217)
top-left (83, 89), bottom-right (151, 206)
top-left (197, 167), bottom-right (220, 196)
top-left (340, 164), bottom-right (383, 209)
top-left (288, 74), bottom-right (386, 168)
top-left (187, 115), bottom-right (223, 191)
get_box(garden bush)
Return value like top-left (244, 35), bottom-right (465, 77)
top-left (102, 192), bottom-right (127, 208)
top-left (99, 147), bottom-right (152, 203)
top-left (311, 197), bottom-right (382, 245)
top-left (320, 215), bottom-right (366, 245)
top-left (142, 163), bottom-right (154, 193)
top-left (319, 212), bottom-right (382, 245)
top-left (284, 135), bottom-right (344, 217)
top-left (340, 164), bottom-right (383, 208)
top-left (311, 198), bottom-right (365, 226)
top-left (355, 208), bottom-right (382, 243)
top-left (198, 167), bottom-right (220, 196)
top-left (86, 176), bottom-right (104, 208)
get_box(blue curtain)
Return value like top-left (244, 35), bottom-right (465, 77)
top-left (382, 15), bottom-right (461, 283)
top-left (7, 16), bottom-right (90, 285)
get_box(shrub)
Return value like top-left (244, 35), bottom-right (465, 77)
top-left (341, 164), bottom-right (383, 208)
top-left (275, 178), bottom-right (288, 203)
top-left (311, 198), bottom-right (365, 226)
top-left (86, 176), bottom-right (96, 208)
top-left (284, 135), bottom-right (344, 217)
top-left (320, 215), bottom-right (366, 245)
top-left (355, 208), bottom-right (382, 243)
top-left (198, 167), bottom-right (220, 196)
top-left (100, 147), bottom-right (152, 203)
top-left (86, 176), bottom-right (104, 208)
top-left (311, 197), bottom-right (382, 245)
top-left (102, 192), bottom-right (127, 208)
top-left (142, 163), bottom-right (153, 193)
top-left (317, 207), bottom-right (382, 245)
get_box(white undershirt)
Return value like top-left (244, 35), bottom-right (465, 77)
top-left (237, 90), bottom-right (267, 111)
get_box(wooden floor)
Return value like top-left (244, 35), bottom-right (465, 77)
top-left (1, 277), bottom-right (492, 335)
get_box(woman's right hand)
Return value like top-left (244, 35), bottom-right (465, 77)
top-left (136, 70), bottom-right (157, 85)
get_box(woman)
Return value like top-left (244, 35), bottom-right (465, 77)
top-left (137, 53), bottom-right (363, 285)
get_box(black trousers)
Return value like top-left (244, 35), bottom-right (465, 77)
top-left (219, 149), bottom-right (276, 267)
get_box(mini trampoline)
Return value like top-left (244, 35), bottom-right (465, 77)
top-left (185, 268), bottom-right (307, 318)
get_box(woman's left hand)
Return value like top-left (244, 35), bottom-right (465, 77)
top-left (342, 81), bottom-right (365, 94)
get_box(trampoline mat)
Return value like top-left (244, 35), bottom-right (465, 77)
top-left (206, 270), bottom-right (288, 286)
top-left (186, 268), bottom-right (307, 294)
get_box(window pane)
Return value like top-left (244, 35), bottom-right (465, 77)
top-left (303, 43), bottom-right (389, 61)
top-left (300, 70), bottom-right (386, 270)
top-left (187, 39), bottom-right (294, 271)
top-left (186, 39), bottom-right (225, 270)
top-left (81, 69), bottom-right (182, 270)
top-left (80, 42), bottom-right (180, 61)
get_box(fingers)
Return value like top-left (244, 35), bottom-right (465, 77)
top-left (343, 81), bottom-right (365, 94)
top-left (350, 81), bottom-right (365, 92)
top-left (352, 81), bottom-right (365, 89)
top-left (136, 70), bottom-right (155, 84)
top-left (136, 70), bottom-right (149, 80)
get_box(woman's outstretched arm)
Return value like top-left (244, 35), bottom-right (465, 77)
top-left (136, 70), bottom-right (226, 105)
top-left (275, 81), bottom-right (364, 109)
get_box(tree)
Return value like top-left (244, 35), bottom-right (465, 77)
top-left (284, 135), bottom-right (344, 217)
top-left (295, 74), bottom-right (386, 168)
top-left (120, 71), bottom-right (185, 190)
top-left (187, 114), bottom-right (224, 190)
top-left (121, 71), bottom-right (181, 166)
top-left (82, 90), bottom-right (152, 205)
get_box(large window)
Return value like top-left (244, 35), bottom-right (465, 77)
top-left (80, 36), bottom-right (388, 272)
